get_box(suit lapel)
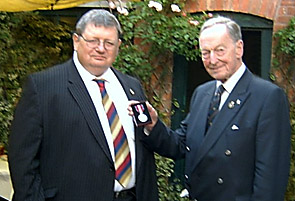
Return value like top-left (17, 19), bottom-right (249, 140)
top-left (189, 83), bottom-right (215, 150)
top-left (185, 82), bottom-right (215, 173)
top-left (111, 67), bottom-right (141, 100)
top-left (67, 61), bottom-right (113, 164)
top-left (194, 69), bottom-right (253, 167)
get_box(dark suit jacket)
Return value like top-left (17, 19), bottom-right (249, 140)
top-left (8, 59), bottom-right (158, 201)
top-left (141, 69), bottom-right (291, 201)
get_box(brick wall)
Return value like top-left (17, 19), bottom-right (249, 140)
top-left (275, 0), bottom-right (295, 31)
top-left (184, 0), bottom-right (295, 31)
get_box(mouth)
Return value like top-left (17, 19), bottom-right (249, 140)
top-left (92, 55), bottom-right (106, 61)
top-left (208, 65), bottom-right (222, 71)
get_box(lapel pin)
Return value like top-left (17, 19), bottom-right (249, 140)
top-left (228, 101), bottom-right (235, 109)
top-left (129, 88), bottom-right (135, 95)
top-left (231, 124), bottom-right (239, 130)
top-left (236, 99), bottom-right (241, 105)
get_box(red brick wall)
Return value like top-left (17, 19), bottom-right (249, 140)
top-left (275, 0), bottom-right (295, 31)
top-left (184, 0), bottom-right (295, 31)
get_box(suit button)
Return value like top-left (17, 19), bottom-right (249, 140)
top-left (185, 174), bottom-right (189, 179)
top-left (217, 178), bottom-right (223, 184)
top-left (225, 149), bottom-right (231, 156)
top-left (186, 146), bottom-right (190, 152)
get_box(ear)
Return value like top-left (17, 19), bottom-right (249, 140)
top-left (118, 39), bottom-right (122, 47)
top-left (72, 33), bottom-right (80, 51)
top-left (236, 39), bottom-right (244, 58)
top-left (115, 39), bottom-right (122, 57)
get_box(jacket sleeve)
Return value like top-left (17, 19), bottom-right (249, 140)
top-left (8, 75), bottom-right (45, 201)
top-left (138, 86), bottom-right (200, 160)
top-left (252, 87), bottom-right (291, 201)
top-left (139, 117), bottom-right (188, 160)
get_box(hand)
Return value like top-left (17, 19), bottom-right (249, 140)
top-left (128, 100), bottom-right (158, 131)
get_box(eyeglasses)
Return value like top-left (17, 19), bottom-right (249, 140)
top-left (77, 34), bottom-right (117, 50)
top-left (201, 47), bottom-right (226, 60)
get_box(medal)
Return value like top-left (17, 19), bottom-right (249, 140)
top-left (131, 102), bottom-right (152, 127)
top-left (135, 104), bottom-right (148, 123)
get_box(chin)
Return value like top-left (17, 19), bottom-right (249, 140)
top-left (90, 61), bottom-right (108, 67)
top-left (211, 74), bottom-right (226, 81)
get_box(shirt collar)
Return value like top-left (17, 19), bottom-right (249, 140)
top-left (216, 63), bottom-right (246, 93)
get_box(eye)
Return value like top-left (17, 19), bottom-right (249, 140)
top-left (105, 41), bottom-right (115, 48)
top-left (201, 51), bottom-right (210, 58)
top-left (215, 48), bottom-right (225, 56)
top-left (88, 39), bottom-right (99, 45)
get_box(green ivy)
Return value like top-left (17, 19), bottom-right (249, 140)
top-left (274, 17), bottom-right (295, 58)
top-left (114, 0), bottom-right (210, 82)
top-left (272, 16), bottom-right (295, 201)
top-left (0, 12), bottom-right (72, 150)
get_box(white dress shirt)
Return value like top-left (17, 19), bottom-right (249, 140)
top-left (73, 51), bottom-right (135, 191)
top-left (216, 63), bottom-right (246, 110)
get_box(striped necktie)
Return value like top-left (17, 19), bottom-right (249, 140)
top-left (95, 79), bottom-right (132, 188)
top-left (206, 85), bottom-right (225, 131)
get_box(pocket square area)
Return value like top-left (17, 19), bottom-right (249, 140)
top-left (231, 124), bottom-right (239, 130)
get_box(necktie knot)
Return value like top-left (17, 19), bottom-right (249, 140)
top-left (94, 79), bottom-right (105, 90)
top-left (216, 85), bottom-right (225, 96)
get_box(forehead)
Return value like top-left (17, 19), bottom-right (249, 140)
top-left (83, 23), bottom-right (119, 38)
top-left (199, 24), bottom-right (231, 49)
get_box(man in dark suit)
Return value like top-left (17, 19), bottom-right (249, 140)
top-left (136, 16), bottom-right (291, 201)
top-left (8, 9), bottom-right (158, 201)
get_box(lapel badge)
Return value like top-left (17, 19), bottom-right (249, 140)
top-left (129, 88), bottom-right (135, 95)
top-left (236, 99), bottom-right (241, 105)
top-left (228, 100), bottom-right (235, 109)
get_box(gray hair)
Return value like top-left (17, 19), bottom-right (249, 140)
top-left (75, 9), bottom-right (122, 37)
top-left (200, 16), bottom-right (242, 42)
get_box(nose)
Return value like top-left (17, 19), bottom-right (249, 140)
top-left (95, 42), bottom-right (105, 52)
top-left (209, 50), bottom-right (218, 65)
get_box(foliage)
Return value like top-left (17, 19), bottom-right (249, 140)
top-left (273, 17), bottom-right (295, 58)
top-left (155, 154), bottom-right (188, 201)
top-left (113, 43), bottom-right (152, 82)
top-left (271, 16), bottom-right (295, 104)
top-left (272, 16), bottom-right (295, 201)
top-left (114, 0), bottom-right (210, 83)
top-left (0, 11), bottom-right (72, 150)
top-left (118, 1), bottom-right (202, 60)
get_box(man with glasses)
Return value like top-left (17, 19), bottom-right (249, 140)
top-left (9, 9), bottom-right (158, 201)
top-left (135, 16), bottom-right (291, 201)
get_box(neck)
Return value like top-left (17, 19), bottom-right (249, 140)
top-left (85, 65), bottom-right (110, 77)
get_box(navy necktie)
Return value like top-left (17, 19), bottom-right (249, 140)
top-left (206, 85), bottom-right (225, 131)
